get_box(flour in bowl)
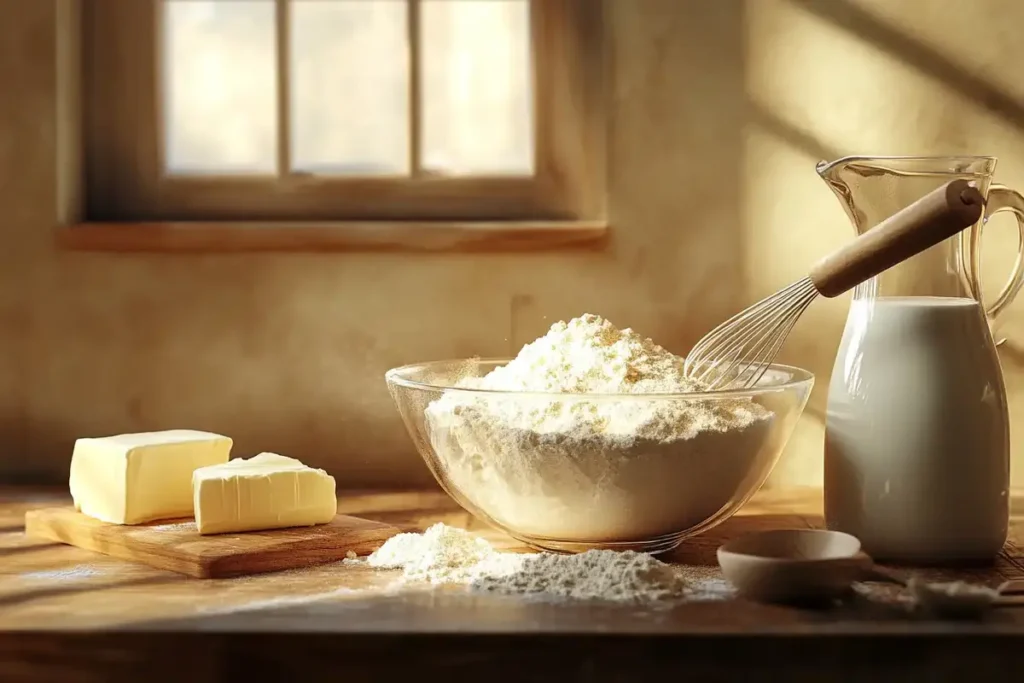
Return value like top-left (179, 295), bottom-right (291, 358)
top-left (425, 314), bottom-right (777, 543)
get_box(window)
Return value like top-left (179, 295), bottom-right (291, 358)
top-left (58, 0), bottom-right (606, 251)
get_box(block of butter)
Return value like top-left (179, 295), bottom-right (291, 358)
top-left (193, 453), bottom-right (337, 535)
top-left (69, 429), bottom-right (233, 525)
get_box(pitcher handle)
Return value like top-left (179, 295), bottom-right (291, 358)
top-left (968, 184), bottom-right (1024, 343)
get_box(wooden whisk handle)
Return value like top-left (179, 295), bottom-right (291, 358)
top-left (809, 180), bottom-right (985, 298)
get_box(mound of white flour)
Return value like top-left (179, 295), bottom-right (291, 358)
top-left (425, 314), bottom-right (776, 542)
top-left (361, 523), bottom-right (693, 602)
top-left (365, 522), bottom-right (521, 584)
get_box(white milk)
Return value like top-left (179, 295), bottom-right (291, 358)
top-left (824, 296), bottom-right (1009, 563)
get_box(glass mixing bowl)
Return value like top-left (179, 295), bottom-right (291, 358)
top-left (386, 359), bottom-right (814, 555)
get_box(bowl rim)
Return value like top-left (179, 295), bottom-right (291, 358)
top-left (717, 529), bottom-right (863, 564)
top-left (385, 357), bottom-right (815, 398)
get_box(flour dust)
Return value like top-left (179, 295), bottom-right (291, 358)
top-left (352, 523), bottom-right (732, 604)
top-left (19, 565), bottom-right (106, 581)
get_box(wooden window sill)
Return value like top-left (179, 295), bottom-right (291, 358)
top-left (55, 221), bottom-right (609, 253)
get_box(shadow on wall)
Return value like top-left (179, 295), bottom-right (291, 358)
top-left (791, 0), bottom-right (1024, 132)
top-left (742, 99), bottom-right (838, 449)
top-left (744, 0), bottom-right (1024, 486)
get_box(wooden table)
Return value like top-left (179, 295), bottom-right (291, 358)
top-left (2, 487), bottom-right (1024, 682)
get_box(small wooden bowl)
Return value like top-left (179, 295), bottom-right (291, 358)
top-left (717, 529), bottom-right (869, 603)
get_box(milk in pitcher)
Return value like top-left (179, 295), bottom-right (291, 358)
top-left (824, 296), bottom-right (1009, 563)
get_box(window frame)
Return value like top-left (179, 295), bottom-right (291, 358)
top-left (56, 0), bottom-right (607, 252)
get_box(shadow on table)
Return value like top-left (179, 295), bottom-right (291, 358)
top-left (0, 575), bottom-right (179, 608)
top-left (664, 513), bottom-right (820, 565)
top-left (117, 582), bottom-right (1020, 682)
top-left (0, 542), bottom-right (61, 557)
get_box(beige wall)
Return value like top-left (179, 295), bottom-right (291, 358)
top-left (3, 0), bottom-right (1024, 488)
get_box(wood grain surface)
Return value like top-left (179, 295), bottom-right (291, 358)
top-left (3, 487), bottom-right (1024, 682)
top-left (24, 507), bottom-right (398, 578)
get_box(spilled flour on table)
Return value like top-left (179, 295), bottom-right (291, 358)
top-left (196, 587), bottom-right (366, 615)
top-left (684, 576), bottom-right (737, 601)
top-left (350, 523), bottom-right (728, 604)
top-left (20, 565), bottom-right (105, 581)
top-left (146, 522), bottom-right (196, 533)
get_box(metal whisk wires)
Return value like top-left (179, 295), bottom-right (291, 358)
top-left (683, 179), bottom-right (986, 392)
top-left (685, 278), bottom-right (819, 391)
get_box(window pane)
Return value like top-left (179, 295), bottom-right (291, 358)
top-left (291, 0), bottom-right (409, 175)
top-left (163, 0), bottom-right (277, 174)
top-left (421, 0), bottom-right (533, 175)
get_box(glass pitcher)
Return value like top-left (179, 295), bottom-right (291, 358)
top-left (818, 155), bottom-right (1024, 564)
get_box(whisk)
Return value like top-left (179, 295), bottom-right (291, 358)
top-left (685, 180), bottom-right (985, 390)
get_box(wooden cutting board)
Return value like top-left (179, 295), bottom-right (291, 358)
top-left (25, 507), bottom-right (399, 579)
